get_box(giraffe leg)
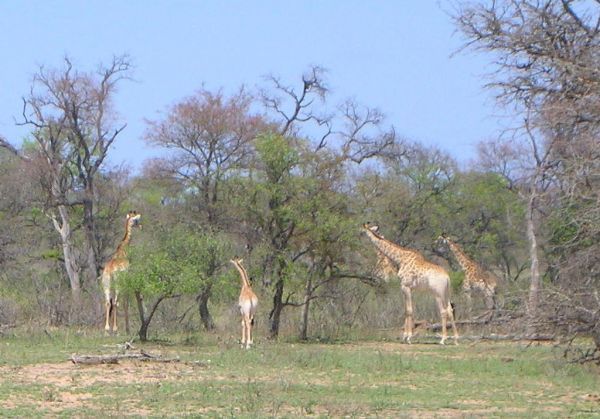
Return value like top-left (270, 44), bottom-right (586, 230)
top-left (401, 285), bottom-right (414, 344)
top-left (248, 316), bottom-right (254, 347)
top-left (448, 302), bottom-right (459, 345)
top-left (104, 299), bottom-right (112, 333)
top-left (246, 318), bottom-right (252, 349)
top-left (104, 286), bottom-right (112, 334)
top-left (112, 291), bottom-right (119, 334)
top-left (102, 276), bottom-right (112, 333)
top-left (436, 297), bottom-right (448, 345)
top-left (241, 318), bottom-right (247, 348)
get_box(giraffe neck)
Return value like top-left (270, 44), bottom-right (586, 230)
top-left (114, 219), bottom-right (133, 258)
top-left (234, 262), bottom-right (252, 289)
top-left (364, 229), bottom-right (417, 266)
top-left (447, 240), bottom-right (474, 272)
top-left (374, 250), bottom-right (397, 279)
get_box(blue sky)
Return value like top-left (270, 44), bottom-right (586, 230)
top-left (0, 1), bottom-right (504, 171)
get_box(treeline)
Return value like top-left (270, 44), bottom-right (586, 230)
top-left (0, 60), bottom-right (526, 340)
top-left (0, 1), bottom-right (598, 357)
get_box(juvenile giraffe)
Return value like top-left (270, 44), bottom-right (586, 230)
top-left (231, 258), bottom-right (258, 349)
top-left (438, 233), bottom-right (497, 319)
top-left (362, 223), bottom-right (458, 344)
top-left (100, 211), bottom-right (142, 333)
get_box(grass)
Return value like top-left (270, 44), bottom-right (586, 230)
top-left (0, 328), bottom-right (598, 417)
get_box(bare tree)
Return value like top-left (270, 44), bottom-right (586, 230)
top-left (260, 66), bottom-right (396, 161)
top-left (337, 100), bottom-right (396, 163)
top-left (454, 0), bottom-right (600, 342)
top-left (18, 55), bottom-right (132, 301)
top-left (260, 66), bottom-right (331, 138)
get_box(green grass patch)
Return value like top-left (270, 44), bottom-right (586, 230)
top-left (0, 329), bottom-right (598, 417)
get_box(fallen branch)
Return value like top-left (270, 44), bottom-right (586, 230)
top-left (70, 350), bottom-right (196, 365)
top-left (0, 323), bottom-right (16, 330)
top-left (101, 341), bottom-right (136, 351)
top-left (464, 333), bottom-right (555, 342)
top-left (424, 315), bottom-right (519, 332)
top-left (422, 319), bottom-right (490, 331)
top-left (71, 354), bottom-right (121, 365)
top-left (0, 324), bottom-right (16, 336)
top-left (404, 333), bottom-right (556, 343)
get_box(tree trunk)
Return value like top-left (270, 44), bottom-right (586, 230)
top-left (82, 193), bottom-right (101, 288)
top-left (135, 291), bottom-right (165, 342)
top-left (51, 205), bottom-right (81, 302)
top-left (299, 276), bottom-right (313, 340)
top-left (526, 192), bottom-right (541, 334)
top-left (135, 291), bottom-right (149, 341)
top-left (269, 279), bottom-right (285, 339)
top-left (196, 284), bottom-right (215, 331)
top-left (138, 321), bottom-right (149, 342)
top-left (123, 294), bottom-right (131, 334)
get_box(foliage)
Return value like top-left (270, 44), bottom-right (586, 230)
top-left (116, 226), bottom-right (232, 340)
top-left (448, 270), bottom-right (465, 293)
top-left (120, 227), bottom-right (231, 298)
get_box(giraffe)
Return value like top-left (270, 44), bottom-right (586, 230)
top-left (231, 258), bottom-right (258, 349)
top-left (437, 233), bottom-right (497, 319)
top-left (100, 210), bottom-right (142, 333)
top-left (362, 223), bottom-right (459, 344)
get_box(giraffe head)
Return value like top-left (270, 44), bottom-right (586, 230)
top-left (230, 257), bottom-right (244, 266)
top-left (362, 222), bottom-right (381, 235)
top-left (437, 232), bottom-right (452, 246)
top-left (231, 258), bottom-right (254, 285)
top-left (126, 210), bottom-right (142, 229)
top-left (435, 233), bottom-right (452, 253)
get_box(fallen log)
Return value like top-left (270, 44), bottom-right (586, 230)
top-left (424, 316), bottom-right (517, 332)
top-left (0, 324), bottom-right (16, 331)
top-left (71, 354), bottom-right (121, 364)
top-left (70, 350), bottom-right (181, 365)
top-left (407, 333), bottom-right (556, 343)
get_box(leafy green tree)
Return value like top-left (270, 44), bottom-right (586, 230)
top-left (120, 226), bottom-right (231, 341)
top-left (245, 133), bottom-right (300, 338)
top-left (292, 191), bottom-right (359, 340)
top-left (436, 171), bottom-right (526, 282)
top-left (355, 143), bottom-right (455, 250)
